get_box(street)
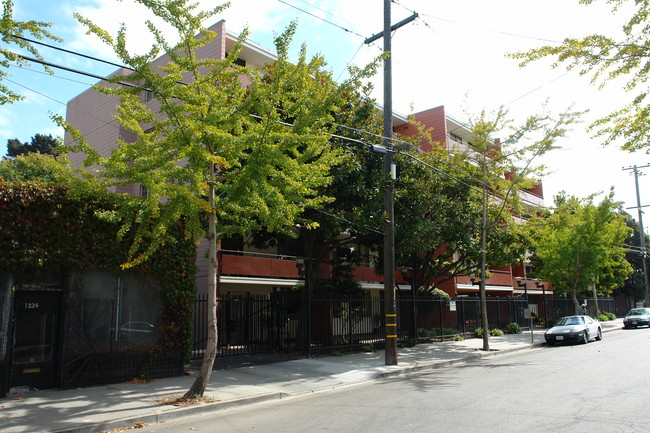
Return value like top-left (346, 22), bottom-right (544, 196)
top-left (144, 329), bottom-right (650, 433)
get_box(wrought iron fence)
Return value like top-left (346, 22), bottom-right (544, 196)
top-left (193, 293), bottom-right (619, 359)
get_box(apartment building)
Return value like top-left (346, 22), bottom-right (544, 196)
top-left (65, 19), bottom-right (553, 352)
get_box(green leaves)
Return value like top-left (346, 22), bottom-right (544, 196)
top-left (530, 191), bottom-right (632, 296)
top-left (58, 2), bottom-right (345, 268)
top-left (509, 0), bottom-right (650, 151)
top-left (0, 0), bottom-right (62, 104)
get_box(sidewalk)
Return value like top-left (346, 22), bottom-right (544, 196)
top-left (2, 319), bottom-right (624, 433)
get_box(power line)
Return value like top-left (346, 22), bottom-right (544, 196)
top-left (276, 0), bottom-right (365, 39)
top-left (312, 208), bottom-right (383, 235)
top-left (9, 63), bottom-right (96, 87)
top-left (4, 76), bottom-right (122, 139)
top-left (11, 51), bottom-right (503, 198)
top-left (6, 33), bottom-right (534, 209)
top-left (392, 0), bottom-right (559, 44)
top-left (11, 34), bottom-right (133, 71)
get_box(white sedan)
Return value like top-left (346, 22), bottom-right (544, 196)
top-left (544, 315), bottom-right (602, 345)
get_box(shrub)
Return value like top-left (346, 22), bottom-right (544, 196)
top-left (605, 312), bottom-right (616, 320)
top-left (505, 322), bottom-right (522, 334)
top-left (489, 328), bottom-right (504, 337)
top-left (453, 334), bottom-right (464, 341)
top-left (419, 327), bottom-right (462, 338)
top-left (598, 313), bottom-right (610, 322)
top-left (475, 327), bottom-right (485, 338)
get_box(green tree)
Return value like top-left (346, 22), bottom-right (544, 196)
top-left (0, 152), bottom-right (76, 183)
top-left (1, 0), bottom-right (61, 104)
top-left (509, 0), bottom-right (650, 152)
top-left (59, 1), bottom-right (359, 399)
top-left (529, 191), bottom-right (633, 314)
top-left (6, 133), bottom-right (60, 157)
top-left (393, 147), bottom-right (483, 292)
top-left (467, 106), bottom-right (580, 350)
top-left (615, 210), bottom-right (648, 303)
top-left (239, 66), bottom-right (383, 352)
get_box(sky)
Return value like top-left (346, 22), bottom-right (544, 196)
top-left (2, 0), bottom-right (650, 225)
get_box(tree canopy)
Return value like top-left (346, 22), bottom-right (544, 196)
top-left (6, 133), bottom-right (60, 157)
top-left (465, 105), bottom-right (580, 350)
top-left (509, 0), bottom-right (650, 152)
top-left (0, 152), bottom-right (75, 183)
top-left (58, 0), bottom-right (376, 399)
top-left (528, 191), bottom-right (633, 313)
top-left (0, 0), bottom-right (61, 104)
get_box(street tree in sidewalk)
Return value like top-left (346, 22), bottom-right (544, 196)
top-left (467, 106), bottom-right (581, 351)
top-left (0, 0), bottom-right (61, 104)
top-left (245, 64), bottom-right (384, 352)
top-left (57, 0), bottom-right (350, 399)
top-left (509, 0), bottom-right (650, 152)
top-left (528, 191), bottom-right (633, 314)
top-left (392, 146), bottom-right (483, 293)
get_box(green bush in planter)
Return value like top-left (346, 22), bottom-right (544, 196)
top-left (505, 322), bottom-right (522, 334)
top-left (489, 328), bottom-right (504, 337)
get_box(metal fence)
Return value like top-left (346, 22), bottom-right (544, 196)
top-left (193, 293), bottom-right (618, 359)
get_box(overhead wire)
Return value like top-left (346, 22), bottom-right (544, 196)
top-left (276, 0), bottom-right (365, 39)
top-left (5, 8), bottom-right (548, 210)
top-left (391, 0), bottom-right (560, 44)
top-left (6, 48), bottom-right (504, 199)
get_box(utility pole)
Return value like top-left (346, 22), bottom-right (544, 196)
top-left (624, 164), bottom-right (650, 307)
top-left (364, 2), bottom-right (417, 366)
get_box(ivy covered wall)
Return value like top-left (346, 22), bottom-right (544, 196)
top-left (0, 181), bottom-right (197, 359)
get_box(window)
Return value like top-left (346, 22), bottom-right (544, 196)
top-left (449, 132), bottom-right (463, 143)
top-left (140, 185), bottom-right (149, 198)
top-left (144, 89), bottom-right (154, 102)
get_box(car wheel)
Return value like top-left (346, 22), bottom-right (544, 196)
top-left (582, 331), bottom-right (589, 344)
top-left (595, 328), bottom-right (602, 341)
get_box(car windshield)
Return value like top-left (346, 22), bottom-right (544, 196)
top-left (628, 309), bottom-right (648, 316)
top-left (558, 317), bottom-right (582, 326)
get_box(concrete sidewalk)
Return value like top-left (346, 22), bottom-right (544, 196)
top-left (1, 319), bottom-right (624, 433)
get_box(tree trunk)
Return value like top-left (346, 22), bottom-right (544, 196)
top-left (571, 289), bottom-right (580, 316)
top-left (184, 177), bottom-right (218, 399)
top-left (592, 284), bottom-right (600, 316)
top-left (480, 151), bottom-right (490, 351)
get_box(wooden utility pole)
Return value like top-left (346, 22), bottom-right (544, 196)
top-left (365, 2), bottom-right (417, 366)
top-left (624, 164), bottom-right (650, 306)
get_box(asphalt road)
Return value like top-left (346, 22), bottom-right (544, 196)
top-left (143, 328), bottom-right (650, 433)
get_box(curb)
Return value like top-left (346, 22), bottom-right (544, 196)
top-left (375, 341), bottom-right (541, 380)
top-left (51, 392), bottom-right (287, 433)
top-left (49, 325), bottom-right (624, 433)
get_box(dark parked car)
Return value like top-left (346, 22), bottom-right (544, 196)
top-left (623, 308), bottom-right (650, 328)
top-left (544, 315), bottom-right (602, 345)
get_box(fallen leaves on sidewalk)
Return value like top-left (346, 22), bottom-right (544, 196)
top-left (101, 421), bottom-right (149, 432)
top-left (155, 394), bottom-right (217, 407)
top-left (125, 377), bottom-right (157, 384)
